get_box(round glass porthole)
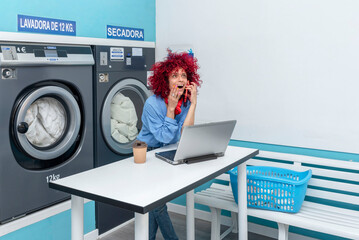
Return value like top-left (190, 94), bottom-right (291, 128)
top-left (13, 86), bottom-right (81, 160)
top-left (102, 79), bottom-right (151, 154)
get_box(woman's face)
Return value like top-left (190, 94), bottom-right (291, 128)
top-left (168, 68), bottom-right (188, 96)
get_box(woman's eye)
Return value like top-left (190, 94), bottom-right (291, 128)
top-left (181, 74), bottom-right (187, 78)
top-left (172, 74), bottom-right (177, 78)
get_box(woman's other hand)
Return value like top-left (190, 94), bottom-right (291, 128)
top-left (167, 84), bottom-right (180, 112)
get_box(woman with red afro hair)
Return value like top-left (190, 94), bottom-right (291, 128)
top-left (137, 50), bottom-right (202, 240)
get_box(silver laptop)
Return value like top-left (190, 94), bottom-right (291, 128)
top-left (155, 120), bottom-right (236, 165)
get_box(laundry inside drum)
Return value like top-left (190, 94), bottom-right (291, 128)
top-left (24, 97), bottom-right (67, 148)
top-left (110, 92), bottom-right (139, 144)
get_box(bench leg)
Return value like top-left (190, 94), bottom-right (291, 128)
top-left (210, 207), bottom-right (221, 240)
top-left (278, 223), bottom-right (289, 240)
top-left (231, 211), bottom-right (238, 233)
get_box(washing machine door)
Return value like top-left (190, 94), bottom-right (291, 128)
top-left (13, 85), bottom-right (81, 160)
top-left (102, 78), bottom-right (151, 154)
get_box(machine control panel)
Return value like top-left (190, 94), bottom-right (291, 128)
top-left (0, 43), bottom-right (94, 67)
top-left (95, 46), bottom-right (155, 72)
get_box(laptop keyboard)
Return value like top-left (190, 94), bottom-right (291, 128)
top-left (157, 150), bottom-right (177, 161)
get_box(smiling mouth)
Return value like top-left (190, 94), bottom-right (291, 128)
top-left (177, 85), bottom-right (184, 89)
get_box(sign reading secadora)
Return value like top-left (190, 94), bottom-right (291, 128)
top-left (18, 15), bottom-right (76, 36)
top-left (107, 25), bottom-right (144, 41)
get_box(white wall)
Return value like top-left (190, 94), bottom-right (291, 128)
top-left (156, 0), bottom-right (359, 154)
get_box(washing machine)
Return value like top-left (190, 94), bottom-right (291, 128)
top-left (0, 42), bottom-right (94, 223)
top-left (93, 45), bottom-right (155, 234)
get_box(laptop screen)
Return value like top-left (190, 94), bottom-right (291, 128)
top-left (174, 120), bottom-right (236, 162)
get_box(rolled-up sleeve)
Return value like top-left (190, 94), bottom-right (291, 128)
top-left (142, 104), bottom-right (180, 144)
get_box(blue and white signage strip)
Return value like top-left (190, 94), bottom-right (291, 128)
top-left (18, 15), bottom-right (76, 36)
top-left (107, 25), bottom-right (144, 41)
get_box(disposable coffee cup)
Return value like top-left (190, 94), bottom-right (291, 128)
top-left (133, 140), bottom-right (147, 164)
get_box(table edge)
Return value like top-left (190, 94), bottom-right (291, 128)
top-left (49, 149), bottom-right (259, 214)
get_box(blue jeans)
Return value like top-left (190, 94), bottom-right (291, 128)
top-left (149, 204), bottom-right (178, 240)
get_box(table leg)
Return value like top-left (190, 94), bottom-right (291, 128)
top-left (71, 195), bottom-right (84, 240)
top-left (135, 212), bottom-right (149, 240)
top-left (186, 189), bottom-right (195, 240)
top-left (238, 163), bottom-right (248, 240)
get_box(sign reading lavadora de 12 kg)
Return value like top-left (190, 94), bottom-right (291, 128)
top-left (107, 25), bottom-right (144, 41)
top-left (18, 15), bottom-right (76, 36)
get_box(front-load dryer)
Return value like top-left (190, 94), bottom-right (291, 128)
top-left (93, 45), bottom-right (155, 234)
top-left (0, 42), bottom-right (94, 223)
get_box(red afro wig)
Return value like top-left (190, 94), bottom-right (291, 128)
top-left (148, 50), bottom-right (202, 99)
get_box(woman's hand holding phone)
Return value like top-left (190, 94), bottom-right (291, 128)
top-left (186, 82), bottom-right (197, 105)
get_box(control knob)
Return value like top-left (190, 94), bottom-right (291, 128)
top-left (2, 69), bottom-right (12, 78)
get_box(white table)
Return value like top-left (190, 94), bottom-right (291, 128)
top-left (49, 145), bottom-right (258, 240)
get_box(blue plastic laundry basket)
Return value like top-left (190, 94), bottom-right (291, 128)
top-left (229, 166), bottom-right (312, 213)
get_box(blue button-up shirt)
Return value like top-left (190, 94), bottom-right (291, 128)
top-left (137, 95), bottom-right (191, 148)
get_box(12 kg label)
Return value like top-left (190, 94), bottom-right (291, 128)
top-left (46, 174), bottom-right (60, 183)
